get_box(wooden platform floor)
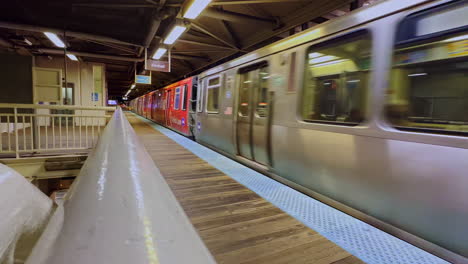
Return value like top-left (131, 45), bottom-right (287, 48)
top-left (127, 114), bottom-right (365, 264)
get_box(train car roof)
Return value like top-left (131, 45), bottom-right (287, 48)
top-left (198, 0), bottom-right (438, 79)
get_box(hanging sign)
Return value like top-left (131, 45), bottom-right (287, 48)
top-left (146, 59), bottom-right (170, 72)
top-left (136, 75), bottom-right (151, 84)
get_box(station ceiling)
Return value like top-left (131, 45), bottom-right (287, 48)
top-left (0, 0), bottom-right (379, 99)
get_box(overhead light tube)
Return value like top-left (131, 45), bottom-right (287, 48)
top-left (66, 54), bottom-right (78, 61)
top-left (152, 48), bottom-right (167, 60)
top-left (184, 0), bottom-right (212, 19)
top-left (44, 32), bottom-right (65, 48)
top-left (163, 26), bottom-right (187, 45)
top-left (131, 84), bottom-right (136, 89)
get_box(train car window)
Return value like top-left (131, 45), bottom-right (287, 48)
top-left (181, 84), bottom-right (188, 111)
top-left (302, 30), bottom-right (371, 125)
top-left (206, 76), bottom-right (221, 113)
top-left (239, 71), bottom-right (253, 117)
top-left (257, 65), bottom-right (270, 117)
top-left (190, 79), bottom-right (198, 112)
top-left (174, 86), bottom-right (181, 110)
top-left (386, 1), bottom-right (468, 135)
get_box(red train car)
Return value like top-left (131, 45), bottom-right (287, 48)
top-left (134, 76), bottom-right (196, 137)
top-left (163, 77), bottom-right (194, 136)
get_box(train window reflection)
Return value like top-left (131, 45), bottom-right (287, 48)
top-left (239, 71), bottom-right (252, 117)
top-left (386, 31), bottom-right (468, 135)
top-left (206, 76), bottom-right (221, 113)
top-left (174, 86), bottom-right (181, 110)
top-left (302, 31), bottom-right (371, 125)
top-left (256, 66), bottom-right (269, 118)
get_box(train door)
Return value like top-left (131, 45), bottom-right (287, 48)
top-left (151, 92), bottom-right (157, 121)
top-left (236, 62), bottom-right (270, 165)
top-left (165, 89), bottom-right (172, 127)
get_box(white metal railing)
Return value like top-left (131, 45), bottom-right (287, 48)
top-left (0, 103), bottom-right (115, 158)
top-left (24, 108), bottom-right (216, 264)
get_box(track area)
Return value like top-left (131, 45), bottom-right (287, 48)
top-left (127, 112), bottom-right (448, 264)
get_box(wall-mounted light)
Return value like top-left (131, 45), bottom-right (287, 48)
top-left (152, 48), bottom-right (167, 60)
top-left (408, 73), bottom-right (428, 77)
top-left (184, 0), bottom-right (212, 19)
top-left (163, 25), bottom-right (187, 45)
top-left (44, 32), bottom-right (65, 48)
top-left (66, 54), bottom-right (78, 61)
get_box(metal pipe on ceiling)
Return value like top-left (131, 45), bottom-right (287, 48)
top-left (38, 48), bottom-right (206, 63)
top-left (0, 21), bottom-right (143, 48)
top-left (37, 48), bottom-right (144, 62)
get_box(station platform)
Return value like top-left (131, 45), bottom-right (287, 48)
top-left (126, 112), bottom-right (449, 264)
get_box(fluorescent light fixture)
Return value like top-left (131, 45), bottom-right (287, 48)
top-left (308, 52), bottom-right (323, 58)
top-left (131, 84), bottom-right (136, 89)
top-left (163, 25), bottom-right (186, 45)
top-left (313, 59), bottom-right (347, 67)
top-left (408, 73), bottom-right (428, 77)
top-left (347, 80), bottom-right (360, 83)
top-left (442, 34), bottom-right (468, 43)
top-left (152, 48), bottom-right (167, 59)
top-left (66, 54), bottom-right (78, 61)
top-left (309, 55), bottom-right (338, 64)
top-left (44, 32), bottom-right (65, 48)
top-left (184, 0), bottom-right (212, 19)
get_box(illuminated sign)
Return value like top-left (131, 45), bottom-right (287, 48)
top-left (146, 59), bottom-right (170, 72)
top-left (136, 75), bottom-right (151, 84)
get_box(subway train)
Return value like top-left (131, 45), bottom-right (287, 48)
top-left (130, 0), bottom-right (468, 263)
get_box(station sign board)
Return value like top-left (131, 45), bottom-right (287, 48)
top-left (146, 59), bottom-right (170, 72)
top-left (135, 75), bottom-right (151, 84)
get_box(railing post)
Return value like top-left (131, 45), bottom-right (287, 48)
top-left (13, 107), bottom-right (19, 158)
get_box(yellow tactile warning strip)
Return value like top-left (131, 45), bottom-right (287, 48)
top-left (127, 114), bottom-right (365, 264)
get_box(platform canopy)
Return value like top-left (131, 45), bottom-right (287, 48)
top-left (0, 0), bottom-right (378, 99)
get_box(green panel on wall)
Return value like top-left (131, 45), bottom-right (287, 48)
top-left (0, 52), bottom-right (33, 104)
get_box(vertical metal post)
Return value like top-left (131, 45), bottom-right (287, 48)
top-left (13, 108), bottom-right (19, 158)
top-left (64, 30), bottom-right (68, 98)
top-left (52, 117), bottom-right (55, 149)
top-left (7, 116), bottom-right (11, 151)
top-left (22, 116), bottom-right (26, 151)
top-left (169, 49), bottom-right (172, 72)
top-left (66, 115), bottom-right (69, 148)
top-left (45, 115), bottom-right (48, 150)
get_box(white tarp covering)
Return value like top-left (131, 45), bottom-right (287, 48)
top-left (0, 164), bottom-right (53, 264)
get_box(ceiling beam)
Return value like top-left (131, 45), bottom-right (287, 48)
top-left (191, 23), bottom-right (239, 50)
top-left (178, 39), bottom-right (237, 50)
top-left (241, 0), bottom-right (355, 49)
top-left (0, 21), bottom-right (143, 47)
top-left (38, 48), bottom-right (144, 62)
top-left (220, 20), bottom-right (241, 49)
top-left (0, 37), bottom-right (13, 48)
top-left (172, 49), bottom-right (226, 54)
top-left (210, 0), bottom-right (309, 5)
top-left (73, 3), bottom-right (159, 8)
top-left (171, 53), bottom-right (211, 62)
top-left (85, 40), bottom-right (138, 55)
top-left (202, 8), bottom-right (276, 27)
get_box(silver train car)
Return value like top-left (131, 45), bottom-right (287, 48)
top-left (134, 0), bottom-right (468, 262)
